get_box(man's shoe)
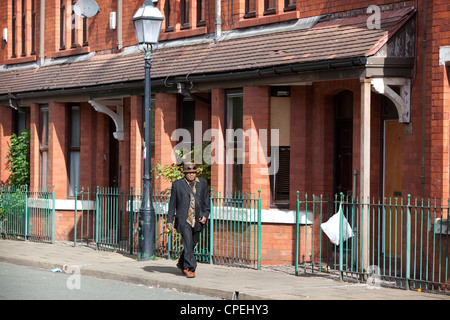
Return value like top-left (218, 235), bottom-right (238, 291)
top-left (176, 262), bottom-right (186, 275)
top-left (186, 270), bottom-right (195, 278)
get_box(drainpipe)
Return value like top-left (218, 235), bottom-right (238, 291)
top-left (39, 0), bottom-right (45, 65)
top-left (117, 0), bottom-right (123, 50)
top-left (215, 0), bottom-right (222, 40)
top-left (421, 0), bottom-right (427, 198)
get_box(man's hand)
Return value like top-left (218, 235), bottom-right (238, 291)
top-left (199, 216), bottom-right (207, 224)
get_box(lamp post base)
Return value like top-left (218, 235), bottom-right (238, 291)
top-left (138, 205), bottom-right (156, 261)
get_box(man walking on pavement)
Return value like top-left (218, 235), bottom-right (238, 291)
top-left (166, 162), bottom-right (210, 278)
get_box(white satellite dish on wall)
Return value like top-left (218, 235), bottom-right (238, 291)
top-left (73, 0), bottom-right (100, 18)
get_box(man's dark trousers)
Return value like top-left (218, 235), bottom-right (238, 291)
top-left (178, 223), bottom-right (202, 271)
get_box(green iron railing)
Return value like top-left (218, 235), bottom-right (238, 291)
top-left (295, 192), bottom-right (450, 294)
top-left (155, 189), bottom-right (261, 269)
top-left (0, 185), bottom-right (55, 243)
top-left (74, 186), bottom-right (262, 269)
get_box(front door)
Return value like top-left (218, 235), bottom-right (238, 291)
top-left (383, 119), bottom-right (403, 256)
top-left (109, 118), bottom-right (119, 188)
top-left (334, 91), bottom-right (353, 197)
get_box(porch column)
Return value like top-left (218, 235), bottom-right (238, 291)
top-left (360, 78), bottom-right (371, 271)
top-left (0, 106), bottom-right (13, 184)
top-left (29, 104), bottom-right (40, 190)
top-left (48, 102), bottom-right (68, 199)
top-left (129, 96), bottom-right (143, 191)
top-left (210, 88), bottom-right (226, 195)
top-left (243, 86), bottom-right (270, 209)
top-left (290, 85), bottom-right (312, 208)
top-left (154, 93), bottom-right (178, 191)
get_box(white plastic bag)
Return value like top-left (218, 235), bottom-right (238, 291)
top-left (320, 203), bottom-right (353, 245)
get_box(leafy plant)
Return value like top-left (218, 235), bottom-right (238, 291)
top-left (6, 129), bottom-right (30, 187)
top-left (153, 141), bottom-right (211, 183)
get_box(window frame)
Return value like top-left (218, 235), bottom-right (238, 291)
top-left (264, 0), bottom-right (276, 16)
top-left (59, 0), bottom-right (66, 50)
top-left (68, 104), bottom-right (81, 197)
top-left (11, 0), bottom-right (17, 58)
top-left (225, 91), bottom-right (244, 195)
top-left (39, 106), bottom-right (49, 191)
top-left (197, 0), bottom-right (205, 27)
top-left (244, 0), bottom-right (256, 18)
top-left (180, 0), bottom-right (190, 29)
top-left (284, 0), bottom-right (296, 11)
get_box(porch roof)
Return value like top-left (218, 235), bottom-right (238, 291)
top-left (0, 7), bottom-right (415, 100)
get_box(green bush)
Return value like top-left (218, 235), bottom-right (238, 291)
top-left (6, 129), bottom-right (30, 187)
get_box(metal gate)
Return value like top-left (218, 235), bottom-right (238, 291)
top-left (74, 187), bottom-right (262, 269)
top-left (295, 192), bottom-right (450, 295)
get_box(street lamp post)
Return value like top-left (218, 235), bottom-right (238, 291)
top-left (133, 0), bottom-right (163, 261)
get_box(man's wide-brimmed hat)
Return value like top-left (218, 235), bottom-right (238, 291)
top-left (182, 162), bottom-right (198, 173)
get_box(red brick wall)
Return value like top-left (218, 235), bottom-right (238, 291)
top-left (79, 102), bottom-right (95, 190)
top-left (290, 86), bottom-right (313, 209)
top-left (129, 96), bottom-right (144, 191)
top-left (0, 107), bottom-right (13, 185)
top-left (29, 104), bottom-right (39, 190)
top-left (154, 93), bottom-right (178, 191)
top-left (48, 102), bottom-right (68, 199)
top-left (243, 86), bottom-right (271, 209)
top-left (210, 88), bottom-right (226, 195)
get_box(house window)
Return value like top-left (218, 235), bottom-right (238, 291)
top-left (59, 0), bottom-right (88, 50)
top-left (70, 0), bottom-right (77, 48)
top-left (10, 0), bottom-right (36, 59)
top-left (14, 110), bottom-right (27, 135)
top-left (68, 105), bottom-right (80, 196)
top-left (21, 0), bottom-right (26, 56)
top-left (197, 0), bottom-right (205, 26)
top-left (245, 0), bottom-right (256, 18)
top-left (270, 88), bottom-right (291, 206)
top-left (31, 0), bottom-right (36, 54)
top-left (164, 0), bottom-right (174, 31)
top-left (226, 91), bottom-right (244, 194)
top-left (11, 0), bottom-right (17, 58)
top-left (82, 13), bottom-right (88, 45)
top-left (264, 0), bottom-right (276, 15)
top-left (284, 0), bottom-right (296, 11)
top-left (59, 0), bottom-right (66, 50)
top-left (39, 106), bottom-right (49, 190)
top-left (180, 0), bottom-right (190, 29)
top-left (273, 147), bottom-right (290, 204)
top-left (178, 98), bottom-right (195, 145)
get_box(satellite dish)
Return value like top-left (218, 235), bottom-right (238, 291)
top-left (73, 0), bottom-right (100, 18)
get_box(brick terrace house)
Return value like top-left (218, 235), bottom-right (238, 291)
top-left (0, 0), bottom-right (449, 265)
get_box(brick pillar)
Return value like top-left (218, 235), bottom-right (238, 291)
top-left (243, 86), bottom-right (270, 209)
top-left (0, 106), bottom-right (13, 184)
top-left (119, 99), bottom-right (131, 192)
top-left (290, 86), bottom-right (312, 209)
top-left (48, 102), bottom-right (68, 199)
top-left (29, 104), bottom-right (40, 189)
top-left (210, 89), bottom-right (225, 195)
top-left (130, 96), bottom-right (143, 191)
top-left (154, 93), bottom-right (178, 191)
top-left (80, 102), bottom-right (94, 190)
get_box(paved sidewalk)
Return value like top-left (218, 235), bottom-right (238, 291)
top-left (0, 239), bottom-right (448, 300)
